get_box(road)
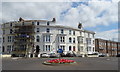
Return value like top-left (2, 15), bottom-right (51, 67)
top-left (2, 57), bottom-right (119, 70)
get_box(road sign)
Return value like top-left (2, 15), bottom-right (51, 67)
top-left (58, 49), bottom-right (63, 53)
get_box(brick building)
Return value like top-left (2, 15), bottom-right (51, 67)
top-left (95, 38), bottom-right (119, 57)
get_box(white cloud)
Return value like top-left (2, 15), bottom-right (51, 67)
top-left (95, 29), bottom-right (119, 41)
top-left (1, 2), bottom-right (72, 23)
top-left (61, 1), bottom-right (118, 28)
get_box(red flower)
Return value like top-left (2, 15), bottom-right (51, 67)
top-left (45, 59), bottom-right (75, 64)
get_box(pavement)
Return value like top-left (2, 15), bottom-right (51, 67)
top-left (2, 57), bottom-right (119, 70)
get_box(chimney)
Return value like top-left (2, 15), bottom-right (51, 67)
top-left (19, 17), bottom-right (24, 21)
top-left (52, 18), bottom-right (56, 22)
top-left (78, 22), bottom-right (82, 29)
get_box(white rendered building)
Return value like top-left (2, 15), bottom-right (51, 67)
top-left (1, 18), bottom-right (95, 57)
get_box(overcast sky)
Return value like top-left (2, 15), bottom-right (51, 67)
top-left (0, 0), bottom-right (119, 41)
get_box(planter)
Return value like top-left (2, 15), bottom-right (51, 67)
top-left (43, 59), bottom-right (76, 65)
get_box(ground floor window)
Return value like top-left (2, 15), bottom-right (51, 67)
top-left (78, 46), bottom-right (80, 51)
top-left (43, 45), bottom-right (51, 51)
top-left (7, 45), bottom-right (12, 53)
top-left (58, 45), bottom-right (65, 51)
top-left (36, 45), bottom-right (40, 53)
top-left (87, 47), bottom-right (91, 51)
top-left (69, 46), bottom-right (71, 51)
top-left (2, 46), bottom-right (4, 52)
top-left (80, 46), bottom-right (83, 51)
top-left (73, 46), bottom-right (75, 51)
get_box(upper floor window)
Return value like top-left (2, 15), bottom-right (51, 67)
top-left (37, 28), bottom-right (39, 32)
top-left (60, 36), bottom-right (65, 43)
top-left (61, 29), bottom-right (64, 34)
top-left (86, 38), bottom-right (91, 44)
top-left (32, 22), bottom-right (34, 25)
top-left (69, 30), bottom-right (72, 35)
top-left (37, 22), bottom-right (39, 25)
top-left (3, 24), bottom-right (5, 28)
top-left (93, 40), bottom-right (94, 44)
top-left (36, 35), bottom-right (40, 42)
top-left (88, 33), bottom-right (90, 37)
top-left (78, 46), bottom-right (80, 51)
top-left (80, 46), bottom-right (83, 51)
top-left (8, 36), bottom-right (10, 42)
top-left (43, 45), bottom-right (45, 51)
top-left (73, 38), bottom-right (75, 43)
top-left (3, 30), bottom-right (5, 35)
top-left (46, 28), bottom-right (50, 33)
top-left (73, 31), bottom-right (75, 35)
top-left (80, 32), bottom-right (82, 36)
top-left (22, 22), bottom-right (24, 25)
top-left (3, 37), bottom-right (4, 43)
top-left (93, 34), bottom-right (94, 38)
top-left (93, 47), bottom-right (95, 52)
top-left (10, 29), bottom-right (12, 34)
top-left (47, 22), bottom-right (50, 25)
top-left (46, 35), bottom-right (50, 42)
top-left (0, 38), bottom-right (1, 43)
top-left (69, 37), bottom-right (72, 43)
top-left (80, 37), bottom-right (83, 43)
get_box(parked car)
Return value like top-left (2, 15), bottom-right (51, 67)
top-left (99, 54), bottom-right (105, 57)
top-left (11, 54), bottom-right (25, 57)
top-left (98, 53), bottom-right (106, 57)
top-left (87, 52), bottom-right (99, 57)
top-left (65, 52), bottom-right (76, 57)
top-left (41, 53), bottom-right (50, 58)
top-left (76, 54), bottom-right (82, 57)
top-left (60, 53), bottom-right (66, 57)
top-left (116, 54), bottom-right (120, 57)
top-left (49, 53), bottom-right (59, 58)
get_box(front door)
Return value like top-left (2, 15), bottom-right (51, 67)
top-left (35, 45), bottom-right (40, 57)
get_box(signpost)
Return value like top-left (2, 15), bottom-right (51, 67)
top-left (57, 49), bottom-right (63, 59)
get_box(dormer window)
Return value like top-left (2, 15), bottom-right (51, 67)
top-left (47, 22), bottom-right (49, 26)
top-left (22, 22), bottom-right (24, 25)
top-left (69, 30), bottom-right (72, 35)
top-left (32, 22), bottom-right (34, 25)
top-left (10, 23), bottom-right (12, 27)
top-left (61, 29), bottom-right (64, 34)
top-left (37, 22), bottom-right (39, 25)
top-left (73, 31), bottom-right (75, 35)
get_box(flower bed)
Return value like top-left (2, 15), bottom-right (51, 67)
top-left (43, 59), bottom-right (76, 65)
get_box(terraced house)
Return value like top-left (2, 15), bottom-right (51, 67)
top-left (1, 18), bottom-right (95, 57)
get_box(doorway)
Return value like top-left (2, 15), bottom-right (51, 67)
top-left (35, 45), bottom-right (40, 57)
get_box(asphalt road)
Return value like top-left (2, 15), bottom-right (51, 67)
top-left (2, 57), bottom-right (119, 70)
